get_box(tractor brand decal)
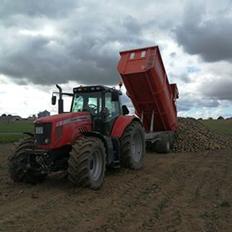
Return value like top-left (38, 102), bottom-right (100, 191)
top-left (55, 115), bottom-right (91, 127)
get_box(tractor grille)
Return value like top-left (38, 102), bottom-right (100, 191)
top-left (35, 123), bottom-right (52, 145)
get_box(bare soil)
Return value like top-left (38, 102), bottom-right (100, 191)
top-left (0, 144), bottom-right (232, 232)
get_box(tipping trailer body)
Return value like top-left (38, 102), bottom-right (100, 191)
top-left (117, 46), bottom-right (178, 134)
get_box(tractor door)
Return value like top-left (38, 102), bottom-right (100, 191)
top-left (94, 91), bottom-right (121, 135)
top-left (103, 92), bottom-right (121, 135)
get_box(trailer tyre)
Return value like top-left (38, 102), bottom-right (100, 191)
top-left (120, 121), bottom-right (145, 169)
top-left (155, 134), bottom-right (170, 153)
top-left (8, 138), bottom-right (47, 184)
top-left (68, 137), bottom-right (106, 190)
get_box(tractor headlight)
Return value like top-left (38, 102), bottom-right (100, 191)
top-left (35, 126), bottom-right (43, 135)
top-left (35, 123), bottom-right (52, 145)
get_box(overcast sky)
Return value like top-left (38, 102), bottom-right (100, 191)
top-left (0, 0), bottom-right (232, 118)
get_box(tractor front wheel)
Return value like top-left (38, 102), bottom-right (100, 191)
top-left (8, 138), bottom-right (47, 184)
top-left (68, 137), bottom-right (106, 189)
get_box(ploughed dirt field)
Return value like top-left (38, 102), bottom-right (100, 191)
top-left (0, 144), bottom-right (232, 232)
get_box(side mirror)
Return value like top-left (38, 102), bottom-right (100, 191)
top-left (51, 95), bottom-right (57, 105)
top-left (122, 105), bottom-right (129, 115)
top-left (111, 92), bottom-right (119, 102)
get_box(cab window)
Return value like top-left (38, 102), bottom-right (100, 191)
top-left (72, 93), bottom-right (102, 115)
top-left (72, 96), bottom-right (84, 112)
top-left (105, 92), bottom-right (120, 119)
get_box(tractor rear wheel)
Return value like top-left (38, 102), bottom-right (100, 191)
top-left (120, 121), bottom-right (145, 169)
top-left (8, 138), bottom-right (47, 184)
top-left (68, 137), bottom-right (106, 189)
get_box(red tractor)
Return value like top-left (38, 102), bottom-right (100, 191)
top-left (9, 84), bottom-right (145, 189)
top-left (8, 46), bottom-right (178, 189)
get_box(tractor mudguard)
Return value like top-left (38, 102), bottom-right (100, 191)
top-left (83, 131), bottom-right (106, 147)
top-left (111, 115), bottom-right (141, 138)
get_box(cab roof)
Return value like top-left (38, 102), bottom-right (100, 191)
top-left (73, 85), bottom-right (122, 94)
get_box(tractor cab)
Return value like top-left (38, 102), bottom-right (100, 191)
top-left (72, 85), bottom-right (123, 135)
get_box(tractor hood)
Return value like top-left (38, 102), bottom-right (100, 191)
top-left (35, 112), bottom-right (91, 125)
top-left (34, 112), bottom-right (92, 150)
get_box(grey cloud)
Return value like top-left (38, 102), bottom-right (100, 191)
top-left (0, 0), bottom-right (184, 86)
top-left (200, 78), bottom-right (232, 100)
top-left (1, 0), bottom-right (191, 87)
top-left (0, 0), bottom-right (78, 19)
top-left (170, 52), bottom-right (176, 58)
top-left (169, 72), bottom-right (192, 84)
top-left (168, 66), bottom-right (199, 83)
top-left (1, 0), bottom-right (231, 102)
top-left (174, 1), bottom-right (232, 62)
top-left (0, 8), bottom-right (151, 86)
top-left (177, 95), bottom-right (220, 112)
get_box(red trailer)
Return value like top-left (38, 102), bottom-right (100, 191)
top-left (118, 46), bottom-right (179, 152)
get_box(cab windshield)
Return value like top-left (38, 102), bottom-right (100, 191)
top-left (71, 92), bottom-right (102, 115)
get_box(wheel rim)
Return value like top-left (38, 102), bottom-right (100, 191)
top-left (131, 131), bottom-right (143, 162)
top-left (89, 149), bottom-right (102, 181)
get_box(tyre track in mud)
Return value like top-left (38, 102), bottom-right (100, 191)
top-left (73, 155), bottom-right (184, 231)
top-left (0, 144), bottom-right (232, 232)
top-left (142, 158), bottom-right (206, 232)
top-left (0, 151), bottom-right (176, 231)
top-left (1, 167), bottom-right (151, 230)
top-left (152, 151), bottom-right (232, 232)
top-left (69, 154), bottom-right (206, 232)
top-left (0, 173), bottom-right (149, 232)
top-left (110, 155), bottom-right (208, 232)
top-left (194, 152), bottom-right (232, 232)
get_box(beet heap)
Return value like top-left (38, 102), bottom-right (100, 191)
top-left (172, 118), bottom-right (232, 152)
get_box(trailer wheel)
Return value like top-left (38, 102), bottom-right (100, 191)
top-left (120, 121), bottom-right (145, 169)
top-left (155, 134), bottom-right (170, 153)
top-left (8, 138), bottom-right (47, 184)
top-left (68, 137), bottom-right (106, 189)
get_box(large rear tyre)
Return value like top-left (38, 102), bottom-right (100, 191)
top-left (120, 121), bottom-right (145, 169)
top-left (8, 138), bottom-right (47, 184)
top-left (68, 137), bottom-right (106, 190)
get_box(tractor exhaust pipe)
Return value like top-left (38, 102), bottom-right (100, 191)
top-left (56, 84), bottom-right (64, 114)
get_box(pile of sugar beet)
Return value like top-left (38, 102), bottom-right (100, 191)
top-left (172, 117), bottom-right (232, 152)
